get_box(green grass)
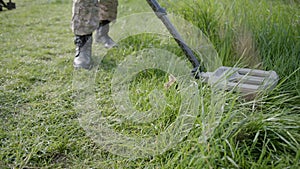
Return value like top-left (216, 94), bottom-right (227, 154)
top-left (1, 0), bottom-right (299, 168)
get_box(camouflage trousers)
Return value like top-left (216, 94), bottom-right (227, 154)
top-left (72, 0), bottom-right (118, 35)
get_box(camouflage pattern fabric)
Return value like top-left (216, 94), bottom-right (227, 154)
top-left (72, 0), bottom-right (118, 35)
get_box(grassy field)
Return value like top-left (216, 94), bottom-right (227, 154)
top-left (1, 0), bottom-right (299, 168)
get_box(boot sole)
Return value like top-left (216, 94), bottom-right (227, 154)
top-left (73, 62), bottom-right (93, 70)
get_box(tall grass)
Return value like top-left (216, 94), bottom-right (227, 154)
top-left (163, 0), bottom-right (300, 96)
top-left (161, 0), bottom-right (300, 168)
top-left (0, 0), bottom-right (299, 168)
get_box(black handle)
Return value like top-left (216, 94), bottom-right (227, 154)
top-left (146, 0), bottom-right (202, 75)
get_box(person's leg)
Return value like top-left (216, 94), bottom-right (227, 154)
top-left (72, 0), bottom-right (100, 69)
top-left (95, 0), bottom-right (118, 48)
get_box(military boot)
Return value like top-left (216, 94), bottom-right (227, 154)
top-left (95, 20), bottom-right (117, 48)
top-left (73, 34), bottom-right (93, 69)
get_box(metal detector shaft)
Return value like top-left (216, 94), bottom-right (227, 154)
top-left (146, 0), bottom-right (279, 96)
top-left (146, 0), bottom-right (201, 71)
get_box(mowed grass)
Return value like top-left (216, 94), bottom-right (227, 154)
top-left (1, 0), bottom-right (299, 168)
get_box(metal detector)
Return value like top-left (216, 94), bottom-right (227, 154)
top-left (146, 0), bottom-right (279, 95)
